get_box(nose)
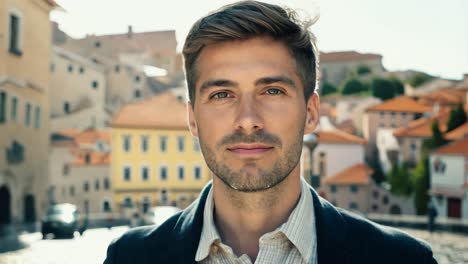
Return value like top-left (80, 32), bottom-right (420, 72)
top-left (234, 96), bottom-right (264, 134)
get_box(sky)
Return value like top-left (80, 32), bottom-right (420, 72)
top-left (50, 0), bottom-right (468, 80)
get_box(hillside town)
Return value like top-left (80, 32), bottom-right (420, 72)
top-left (1, 0), bottom-right (468, 230)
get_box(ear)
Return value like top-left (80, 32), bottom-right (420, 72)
top-left (187, 102), bottom-right (199, 138)
top-left (304, 92), bottom-right (320, 135)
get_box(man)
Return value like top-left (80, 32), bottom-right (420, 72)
top-left (104, 1), bottom-right (437, 263)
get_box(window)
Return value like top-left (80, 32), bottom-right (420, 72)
top-left (373, 190), bottom-right (379, 199)
top-left (103, 201), bottom-right (112, 212)
top-left (8, 13), bottom-right (22, 56)
top-left (372, 204), bottom-right (378, 211)
top-left (160, 136), bottom-right (167, 152)
top-left (193, 139), bottom-right (200, 152)
top-left (34, 106), bottom-right (41, 129)
top-left (11, 97), bottom-right (17, 121)
top-left (330, 185), bottom-right (336, 193)
top-left (123, 197), bottom-right (133, 208)
top-left (123, 135), bottom-right (131, 152)
top-left (95, 41), bottom-right (101, 48)
top-left (115, 65), bottom-right (120, 73)
top-left (83, 182), bottom-right (89, 192)
top-left (84, 153), bottom-right (91, 164)
top-left (68, 65), bottom-right (73, 73)
top-left (91, 80), bottom-right (98, 89)
top-left (349, 202), bottom-right (358, 210)
top-left (318, 152), bottom-right (326, 177)
top-left (63, 164), bottom-right (70, 176)
top-left (79, 67), bottom-right (85, 74)
top-left (104, 178), bottom-right (110, 190)
top-left (194, 166), bottom-right (201, 180)
top-left (64, 102), bottom-right (70, 113)
top-left (50, 63), bottom-right (55, 72)
top-left (177, 136), bottom-right (185, 152)
top-left (141, 166), bottom-right (149, 181)
top-left (25, 103), bottom-right (31, 126)
top-left (70, 186), bottom-right (75, 197)
top-left (178, 166), bottom-right (185, 180)
top-left (123, 166), bottom-right (131, 181)
top-left (134, 90), bottom-right (141, 98)
top-left (160, 166), bottom-right (168, 180)
top-left (433, 158), bottom-right (446, 173)
top-left (135, 75), bottom-right (140, 82)
top-left (382, 196), bottom-right (389, 205)
top-left (350, 185), bottom-right (359, 193)
top-left (95, 179), bottom-right (100, 190)
top-left (0, 91), bottom-right (6, 123)
top-left (141, 135), bottom-right (148, 152)
top-left (410, 141), bottom-right (417, 161)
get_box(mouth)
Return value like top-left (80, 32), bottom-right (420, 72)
top-left (226, 143), bottom-right (274, 156)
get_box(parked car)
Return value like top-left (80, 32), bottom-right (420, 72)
top-left (41, 203), bottom-right (86, 238)
top-left (143, 206), bottom-right (181, 226)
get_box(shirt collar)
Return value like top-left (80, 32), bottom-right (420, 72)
top-left (195, 178), bottom-right (316, 262)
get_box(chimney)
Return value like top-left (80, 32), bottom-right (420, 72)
top-left (432, 102), bottom-right (440, 117)
top-left (127, 25), bottom-right (133, 38)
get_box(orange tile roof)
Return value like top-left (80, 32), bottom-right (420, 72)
top-left (445, 122), bottom-right (468, 140)
top-left (319, 103), bottom-right (336, 119)
top-left (112, 92), bottom-right (188, 130)
top-left (56, 128), bottom-right (81, 138)
top-left (73, 150), bottom-right (110, 166)
top-left (73, 129), bottom-right (111, 144)
top-left (323, 163), bottom-right (373, 185)
top-left (366, 96), bottom-right (433, 113)
top-left (315, 129), bottom-right (367, 145)
top-left (336, 119), bottom-right (356, 135)
top-left (393, 108), bottom-right (450, 138)
top-left (417, 88), bottom-right (465, 106)
top-left (432, 137), bottom-right (468, 156)
top-left (320, 51), bottom-right (382, 63)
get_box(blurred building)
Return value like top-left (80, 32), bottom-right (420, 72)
top-left (363, 96), bottom-right (432, 158)
top-left (320, 51), bottom-right (385, 88)
top-left (49, 129), bottom-right (112, 219)
top-left (0, 0), bottom-right (58, 224)
top-left (430, 137), bottom-right (468, 219)
top-left (53, 24), bottom-right (181, 113)
top-left (50, 46), bottom-right (110, 130)
top-left (111, 92), bottom-right (210, 217)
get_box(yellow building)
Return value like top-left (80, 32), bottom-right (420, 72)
top-left (0, 0), bottom-right (57, 224)
top-left (111, 92), bottom-right (210, 216)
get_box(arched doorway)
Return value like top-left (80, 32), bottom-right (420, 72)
top-left (0, 186), bottom-right (11, 224)
top-left (390, 204), bottom-right (402, 215)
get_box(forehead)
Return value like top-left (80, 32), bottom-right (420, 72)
top-left (195, 37), bottom-right (300, 89)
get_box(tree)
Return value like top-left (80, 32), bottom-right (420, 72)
top-left (341, 79), bottom-right (367, 95)
top-left (389, 77), bottom-right (405, 95)
top-left (447, 102), bottom-right (467, 132)
top-left (371, 78), bottom-right (396, 101)
top-left (407, 72), bottom-right (433, 87)
top-left (412, 120), bottom-right (447, 215)
top-left (366, 147), bottom-right (386, 184)
top-left (388, 162), bottom-right (412, 196)
top-left (357, 65), bottom-right (371, 75)
top-left (321, 82), bottom-right (338, 96)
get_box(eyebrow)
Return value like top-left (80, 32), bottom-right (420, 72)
top-left (255, 75), bottom-right (297, 89)
top-left (199, 79), bottom-right (239, 94)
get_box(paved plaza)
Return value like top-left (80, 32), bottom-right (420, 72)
top-left (0, 226), bottom-right (466, 263)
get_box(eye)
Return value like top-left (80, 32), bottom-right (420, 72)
top-left (210, 91), bottom-right (230, 100)
top-left (265, 88), bottom-right (284, 95)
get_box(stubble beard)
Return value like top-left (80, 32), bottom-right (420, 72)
top-left (199, 128), bottom-right (304, 193)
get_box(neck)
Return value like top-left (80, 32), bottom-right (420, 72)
top-left (212, 165), bottom-right (302, 261)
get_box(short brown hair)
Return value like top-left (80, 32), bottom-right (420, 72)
top-left (183, 0), bottom-right (319, 105)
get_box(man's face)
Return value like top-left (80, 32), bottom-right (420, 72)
top-left (188, 37), bottom-right (318, 192)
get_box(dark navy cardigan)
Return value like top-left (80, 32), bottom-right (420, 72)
top-left (104, 183), bottom-right (437, 264)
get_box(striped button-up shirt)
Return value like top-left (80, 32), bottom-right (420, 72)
top-left (195, 179), bottom-right (317, 264)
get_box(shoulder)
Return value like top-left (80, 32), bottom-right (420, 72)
top-left (337, 208), bottom-right (437, 263)
top-left (103, 213), bottom-right (182, 264)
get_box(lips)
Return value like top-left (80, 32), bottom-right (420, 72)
top-left (227, 144), bottom-right (274, 155)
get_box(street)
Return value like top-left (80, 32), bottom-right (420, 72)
top-left (0, 226), bottom-right (467, 263)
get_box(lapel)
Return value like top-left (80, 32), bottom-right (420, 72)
top-left (309, 187), bottom-right (350, 264)
top-left (164, 183), bottom-right (350, 264)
